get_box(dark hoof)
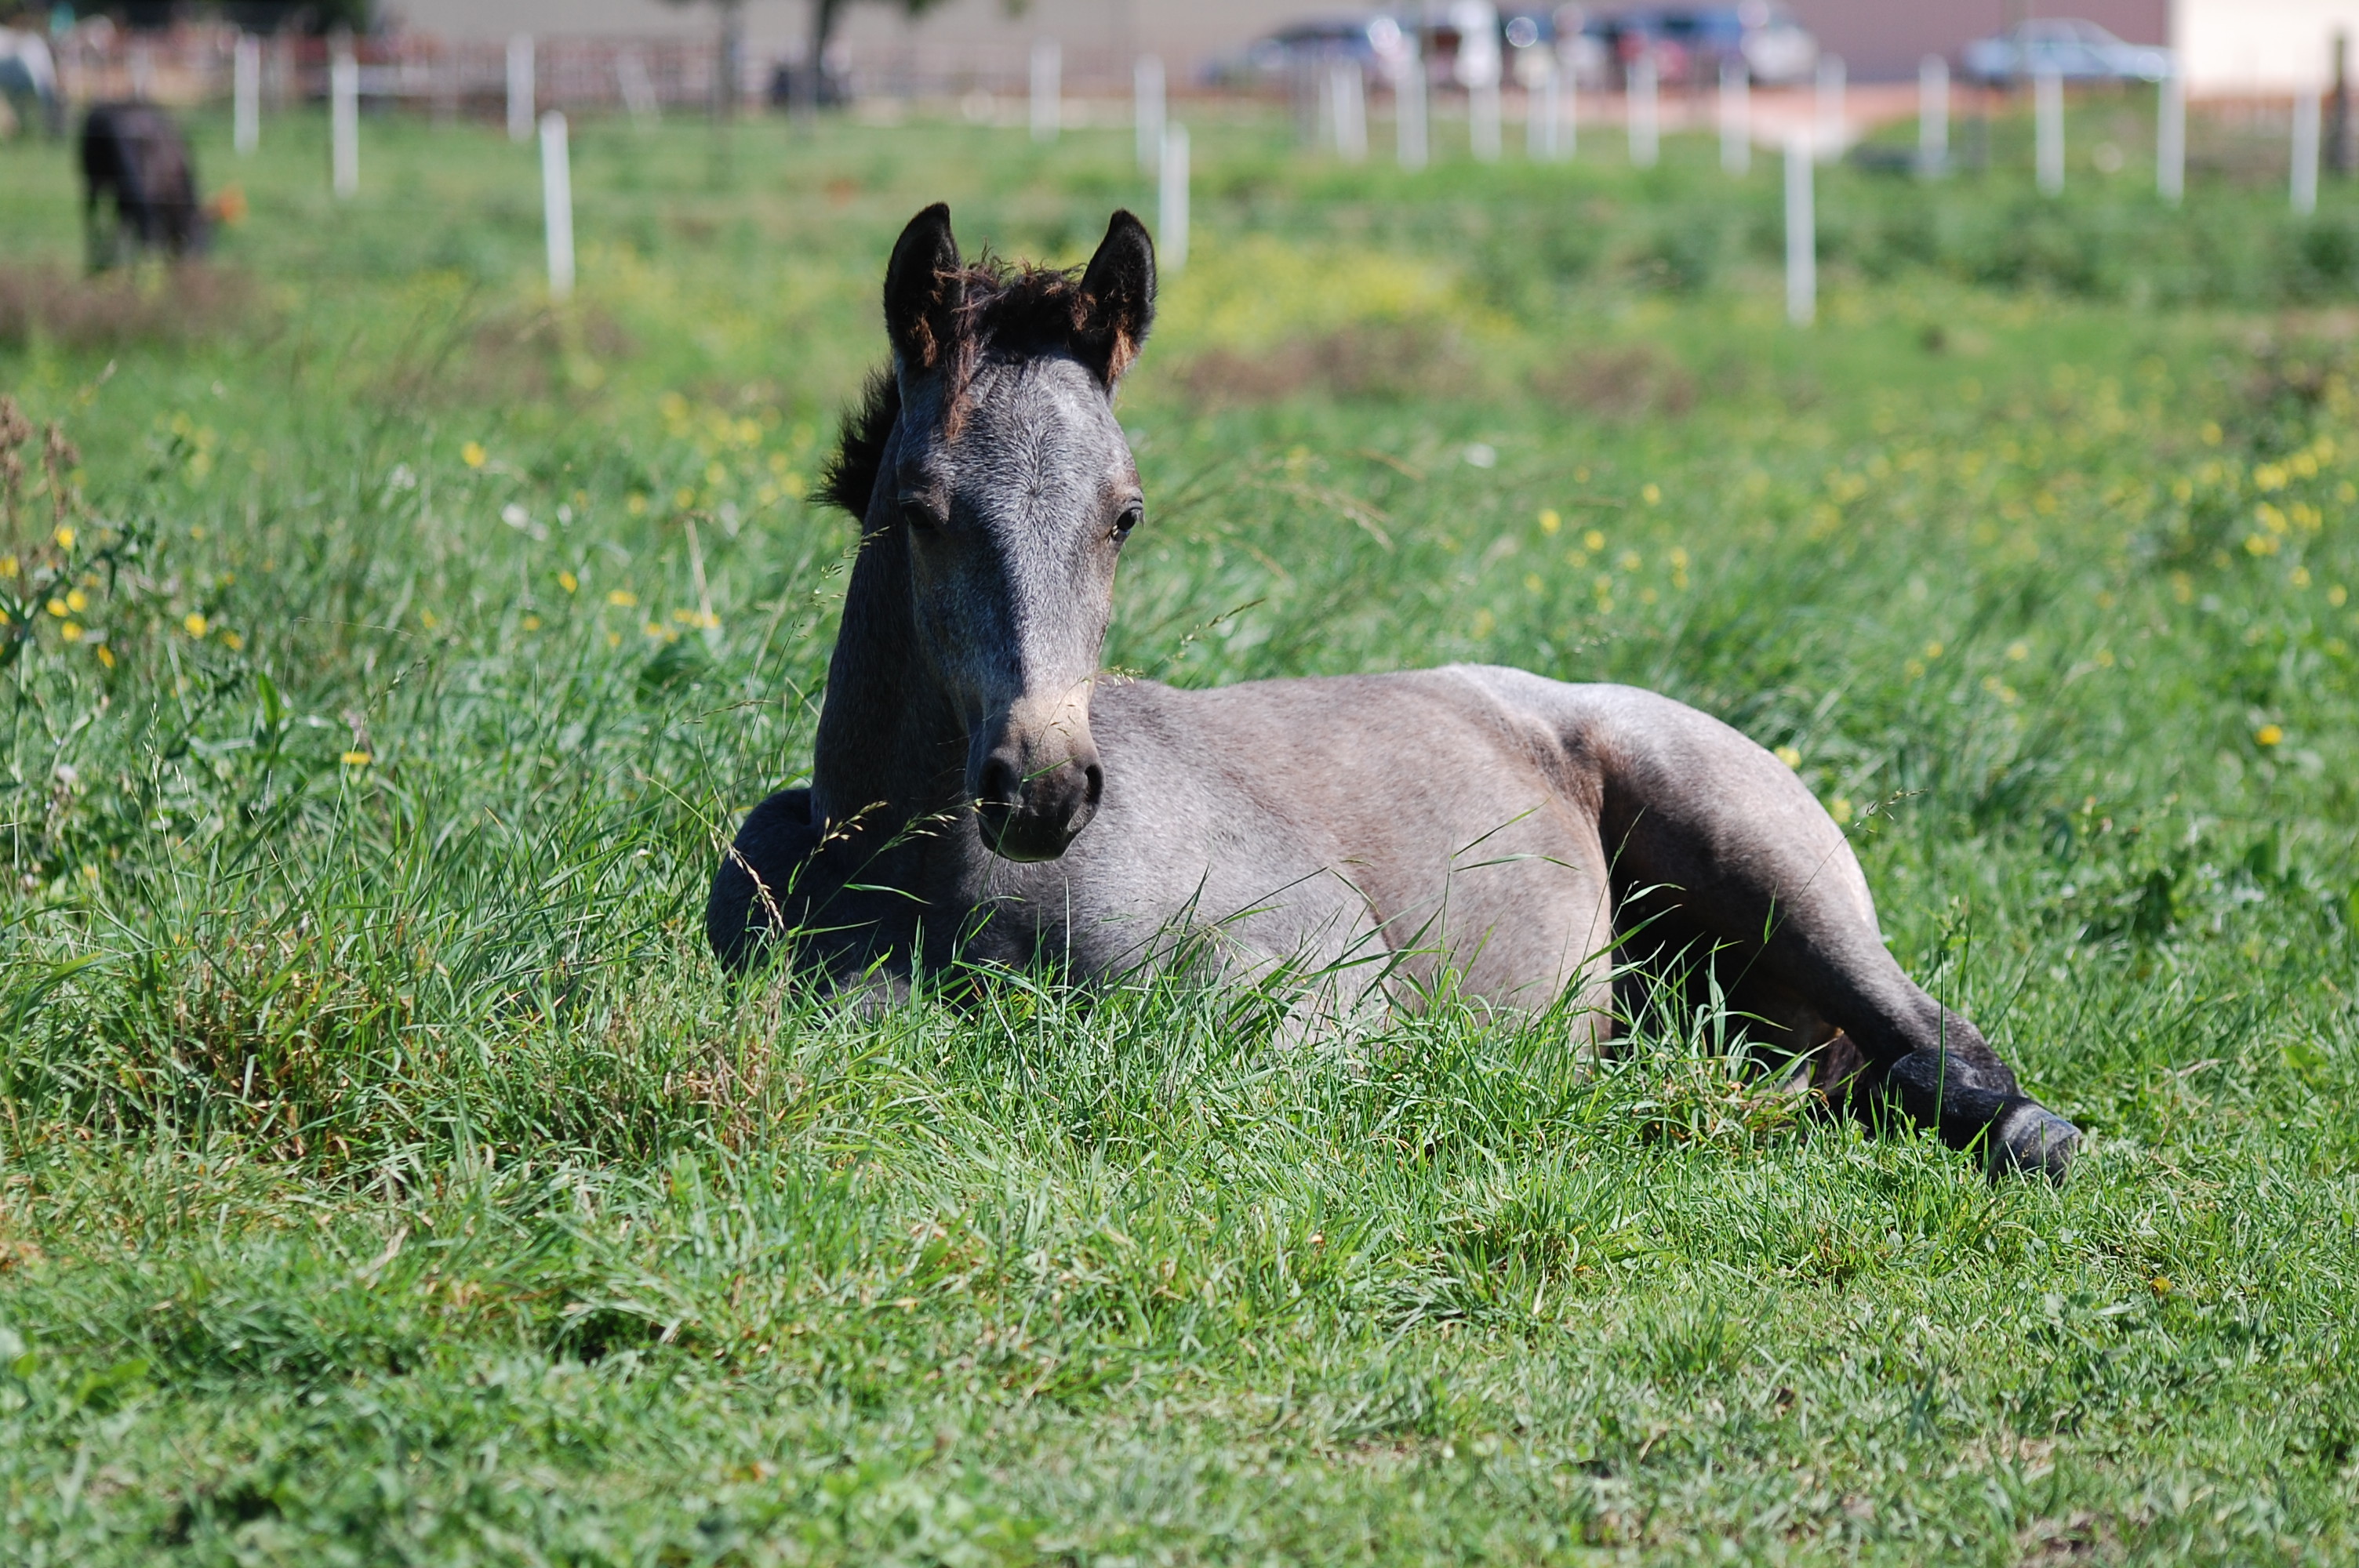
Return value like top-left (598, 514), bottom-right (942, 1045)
top-left (1987, 1101), bottom-right (2080, 1185)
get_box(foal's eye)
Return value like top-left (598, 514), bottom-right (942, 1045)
top-left (899, 498), bottom-right (941, 533)
top-left (1111, 504), bottom-right (1143, 543)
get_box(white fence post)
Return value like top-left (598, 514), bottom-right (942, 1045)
top-left (1471, 79), bottom-right (1502, 162)
top-left (1561, 53), bottom-right (1578, 159)
top-left (1158, 123), bottom-right (1190, 274)
top-left (617, 50), bottom-right (660, 125)
top-left (233, 33), bottom-right (260, 154)
top-left (2294, 86), bottom-right (2322, 214)
top-left (1136, 55), bottom-right (1165, 172)
top-left (1397, 46), bottom-right (1428, 170)
top-left (1030, 39), bottom-right (1060, 143)
top-left (2157, 69), bottom-right (2185, 204)
top-left (507, 34), bottom-right (534, 143)
top-left (542, 111), bottom-right (574, 301)
top-left (1628, 53), bottom-right (1658, 167)
top-left (1917, 54), bottom-right (1947, 176)
top-left (2035, 64), bottom-right (2064, 195)
top-left (1815, 53), bottom-right (1845, 161)
top-left (330, 46), bottom-right (358, 198)
top-left (1719, 58), bottom-right (1749, 174)
top-left (1786, 131), bottom-right (1814, 326)
top-left (1333, 60), bottom-right (1367, 162)
top-left (1528, 56), bottom-right (1559, 161)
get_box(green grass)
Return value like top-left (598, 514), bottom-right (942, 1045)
top-left (2, 102), bottom-right (2357, 1563)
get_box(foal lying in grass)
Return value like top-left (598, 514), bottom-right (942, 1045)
top-left (711, 205), bottom-right (2081, 1183)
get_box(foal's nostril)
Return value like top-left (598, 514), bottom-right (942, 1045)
top-left (1081, 761), bottom-right (1104, 807)
top-left (977, 754), bottom-right (1021, 808)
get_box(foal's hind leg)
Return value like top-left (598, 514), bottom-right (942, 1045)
top-left (1589, 690), bottom-right (2081, 1180)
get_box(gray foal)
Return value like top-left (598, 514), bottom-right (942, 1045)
top-left (710, 205), bottom-right (2081, 1183)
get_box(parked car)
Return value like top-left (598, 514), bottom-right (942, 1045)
top-left (1204, 14), bottom-right (1419, 88)
top-left (1211, 6), bottom-right (1572, 90)
top-left (1581, 3), bottom-right (1817, 88)
top-left (1961, 19), bottom-right (2172, 85)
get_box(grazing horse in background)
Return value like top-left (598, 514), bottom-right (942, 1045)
top-left (0, 28), bottom-right (60, 137)
top-left (80, 102), bottom-right (208, 268)
top-left (710, 204), bottom-right (2082, 1183)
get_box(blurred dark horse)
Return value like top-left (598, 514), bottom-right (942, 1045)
top-left (80, 102), bottom-right (208, 269)
top-left (709, 203), bottom-right (2083, 1185)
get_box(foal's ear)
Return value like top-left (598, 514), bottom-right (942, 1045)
top-left (883, 203), bottom-right (963, 375)
top-left (1074, 209), bottom-right (1156, 389)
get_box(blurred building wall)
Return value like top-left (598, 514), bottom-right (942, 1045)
top-left (387, 0), bottom-right (2208, 89)
top-left (2175, 0), bottom-right (2359, 91)
top-left (381, 0), bottom-right (1350, 87)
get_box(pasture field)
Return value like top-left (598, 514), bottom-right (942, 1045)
top-left (2, 100), bottom-right (2358, 1564)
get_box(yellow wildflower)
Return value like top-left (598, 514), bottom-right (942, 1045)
top-left (64, 589), bottom-right (86, 612)
top-left (95, 644), bottom-right (114, 668)
top-left (183, 612), bottom-right (209, 638)
top-left (461, 441), bottom-right (488, 469)
top-left (1538, 508), bottom-right (1561, 535)
top-left (559, 571), bottom-right (579, 593)
top-left (53, 526), bottom-right (74, 550)
top-left (60, 622), bottom-right (82, 641)
top-left (1583, 528), bottom-right (1605, 552)
top-left (1774, 745), bottom-right (1801, 769)
top-left (607, 589), bottom-right (636, 608)
top-left (341, 750), bottom-right (373, 767)
top-left (221, 632), bottom-right (245, 652)
top-left (2255, 724), bottom-right (2283, 746)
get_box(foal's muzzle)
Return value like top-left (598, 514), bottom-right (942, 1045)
top-left (972, 715), bottom-right (1103, 862)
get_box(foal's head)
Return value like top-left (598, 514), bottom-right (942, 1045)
top-left (825, 204), bottom-right (1155, 862)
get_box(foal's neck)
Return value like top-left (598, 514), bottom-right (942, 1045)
top-left (809, 521), bottom-right (968, 836)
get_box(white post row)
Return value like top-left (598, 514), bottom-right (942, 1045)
top-left (1332, 59), bottom-right (1367, 162)
top-left (1030, 38), bottom-right (1060, 143)
top-left (1396, 45), bottom-right (1428, 170)
top-left (330, 45), bottom-right (358, 197)
top-left (1135, 55), bottom-right (1164, 172)
top-left (1918, 53), bottom-right (1947, 176)
top-left (1719, 59), bottom-right (1749, 175)
top-left (542, 111), bottom-right (574, 301)
top-left (1158, 122), bottom-right (1190, 274)
top-left (2294, 85), bottom-right (2322, 214)
top-left (507, 33), bottom-right (534, 143)
top-left (1786, 130), bottom-right (1814, 326)
top-left (1815, 54), bottom-right (1845, 161)
top-left (2034, 63), bottom-right (2064, 195)
top-left (233, 32), bottom-right (260, 154)
top-left (1627, 53), bottom-right (1658, 168)
top-left (2157, 69), bottom-right (2185, 204)
top-left (1527, 55), bottom-right (1560, 162)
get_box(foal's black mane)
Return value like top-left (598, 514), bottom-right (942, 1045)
top-left (816, 257), bottom-right (1092, 521)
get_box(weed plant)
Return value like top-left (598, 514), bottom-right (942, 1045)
top-left (0, 104), bottom-right (2355, 1563)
